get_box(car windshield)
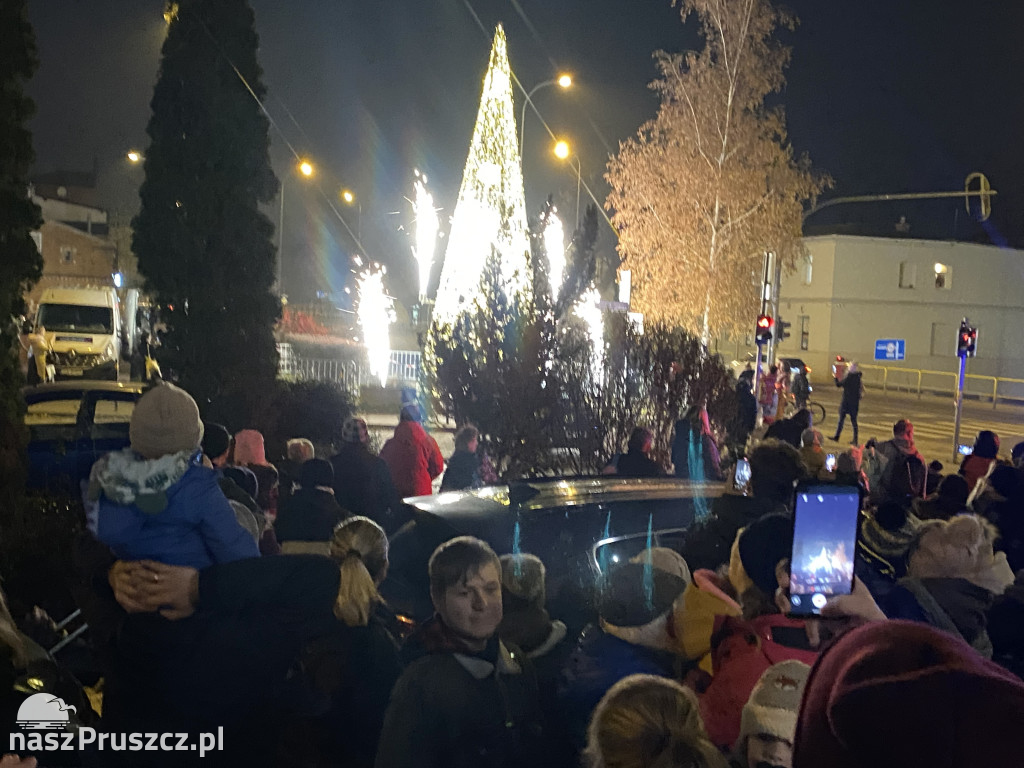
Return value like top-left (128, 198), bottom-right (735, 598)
top-left (38, 303), bottom-right (113, 334)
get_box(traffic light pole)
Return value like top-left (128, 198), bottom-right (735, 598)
top-left (953, 352), bottom-right (966, 462)
top-left (753, 252), bottom-right (773, 417)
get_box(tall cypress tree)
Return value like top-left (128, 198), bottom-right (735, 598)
top-left (0, 0), bottom-right (43, 488)
top-left (134, 0), bottom-right (279, 420)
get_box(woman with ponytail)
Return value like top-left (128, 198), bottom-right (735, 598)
top-left (300, 517), bottom-right (403, 767)
top-left (584, 674), bottom-right (729, 768)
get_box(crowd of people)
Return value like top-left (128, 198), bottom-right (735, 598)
top-left (2, 378), bottom-right (1024, 767)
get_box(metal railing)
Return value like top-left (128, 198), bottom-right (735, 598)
top-left (281, 349), bottom-right (422, 389)
top-left (858, 363), bottom-right (1024, 408)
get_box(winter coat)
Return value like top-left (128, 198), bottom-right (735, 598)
top-left (885, 576), bottom-right (995, 658)
top-left (377, 618), bottom-right (544, 768)
top-left (799, 446), bottom-right (831, 481)
top-left (699, 614), bottom-right (819, 750)
top-left (913, 492), bottom-right (968, 521)
top-left (90, 449), bottom-right (258, 570)
top-left (672, 569), bottom-right (743, 674)
top-left (764, 415), bottom-right (808, 449)
top-left (672, 423), bottom-right (723, 481)
top-left (835, 371), bottom-right (863, 413)
top-left (380, 421), bottom-right (445, 499)
top-left (681, 495), bottom-right (788, 573)
top-left (854, 511), bottom-right (920, 601)
top-left (989, 569), bottom-right (1024, 679)
top-left (440, 449), bottom-right (481, 491)
top-left (616, 449), bottom-right (664, 478)
top-left (330, 443), bottom-right (402, 534)
top-left (274, 487), bottom-right (348, 554)
top-left (298, 612), bottom-right (404, 768)
top-left (92, 553), bottom-right (341, 766)
top-left (557, 623), bottom-right (681, 754)
top-left (961, 454), bottom-right (997, 494)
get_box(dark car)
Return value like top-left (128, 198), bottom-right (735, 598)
top-left (381, 477), bottom-right (725, 634)
top-left (24, 381), bottom-right (147, 492)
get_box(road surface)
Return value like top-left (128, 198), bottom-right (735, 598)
top-left (810, 385), bottom-right (1024, 465)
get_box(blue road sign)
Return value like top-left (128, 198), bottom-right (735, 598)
top-left (874, 338), bottom-right (906, 361)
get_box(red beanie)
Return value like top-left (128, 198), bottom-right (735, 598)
top-left (794, 620), bottom-right (1024, 768)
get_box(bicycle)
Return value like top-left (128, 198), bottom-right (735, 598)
top-left (782, 392), bottom-right (827, 427)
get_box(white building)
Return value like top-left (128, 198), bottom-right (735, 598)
top-left (772, 234), bottom-right (1024, 383)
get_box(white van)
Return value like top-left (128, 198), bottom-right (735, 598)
top-left (34, 287), bottom-right (121, 380)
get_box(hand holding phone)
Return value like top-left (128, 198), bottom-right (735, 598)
top-left (825, 453), bottom-right (836, 472)
top-left (733, 458), bottom-right (751, 491)
top-left (788, 485), bottom-right (860, 617)
top-left (958, 444), bottom-right (974, 456)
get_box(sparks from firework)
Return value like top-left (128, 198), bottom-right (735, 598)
top-left (411, 170), bottom-right (439, 302)
top-left (574, 285), bottom-right (604, 384)
top-left (543, 208), bottom-right (565, 303)
top-left (356, 264), bottom-right (396, 387)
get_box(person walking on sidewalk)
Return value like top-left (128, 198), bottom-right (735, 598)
top-left (832, 362), bottom-right (863, 445)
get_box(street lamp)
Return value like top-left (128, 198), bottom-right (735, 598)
top-left (277, 159), bottom-right (315, 295)
top-left (519, 74), bottom-right (572, 156)
top-left (553, 139), bottom-right (582, 227)
top-left (126, 150), bottom-right (143, 164)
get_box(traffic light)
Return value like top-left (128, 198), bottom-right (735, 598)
top-left (775, 317), bottom-right (791, 343)
top-left (755, 314), bottom-right (774, 345)
top-left (956, 318), bottom-right (978, 357)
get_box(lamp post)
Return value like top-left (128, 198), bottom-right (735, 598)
top-left (553, 139), bottom-right (581, 227)
top-left (519, 74), bottom-right (572, 157)
top-left (277, 159), bottom-right (315, 295)
top-left (341, 189), bottom-right (360, 241)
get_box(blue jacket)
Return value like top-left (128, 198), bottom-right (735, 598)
top-left (96, 463), bottom-right (259, 569)
top-left (557, 624), bottom-right (679, 753)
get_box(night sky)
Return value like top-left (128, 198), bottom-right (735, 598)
top-left (26, 0), bottom-right (1024, 305)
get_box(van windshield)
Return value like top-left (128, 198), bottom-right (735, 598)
top-left (38, 303), bottom-right (113, 334)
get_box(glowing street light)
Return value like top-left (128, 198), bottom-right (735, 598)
top-left (341, 189), bottom-right (354, 204)
top-left (126, 151), bottom-right (143, 163)
top-left (519, 73), bottom-right (573, 155)
top-left (298, 160), bottom-right (314, 177)
top-left (553, 140), bottom-right (570, 160)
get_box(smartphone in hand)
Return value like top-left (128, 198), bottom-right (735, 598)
top-left (788, 485), bottom-right (860, 617)
top-left (733, 458), bottom-right (751, 492)
top-left (825, 453), bottom-right (837, 472)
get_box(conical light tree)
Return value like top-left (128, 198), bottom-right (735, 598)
top-left (432, 24), bottom-right (532, 322)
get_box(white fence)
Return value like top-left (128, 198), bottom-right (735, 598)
top-left (278, 344), bottom-right (421, 389)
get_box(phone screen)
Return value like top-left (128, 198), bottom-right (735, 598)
top-left (789, 485), bottom-right (860, 617)
top-left (825, 453), bottom-right (836, 472)
top-left (734, 458), bottom-right (751, 491)
top-left (958, 444), bottom-right (974, 456)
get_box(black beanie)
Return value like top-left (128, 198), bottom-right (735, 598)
top-left (300, 458), bottom-right (334, 489)
top-left (738, 513), bottom-right (794, 595)
top-left (201, 422), bottom-right (231, 460)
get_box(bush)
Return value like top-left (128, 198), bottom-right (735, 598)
top-left (257, 380), bottom-right (356, 460)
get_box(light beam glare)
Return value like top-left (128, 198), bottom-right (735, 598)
top-left (574, 285), bottom-right (604, 385)
top-left (412, 170), bottom-right (439, 302)
top-left (543, 209), bottom-right (565, 303)
top-left (356, 266), bottom-right (395, 387)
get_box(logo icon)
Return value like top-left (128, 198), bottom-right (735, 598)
top-left (17, 693), bottom-right (77, 730)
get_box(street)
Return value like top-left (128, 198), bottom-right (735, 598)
top-left (810, 385), bottom-right (1024, 464)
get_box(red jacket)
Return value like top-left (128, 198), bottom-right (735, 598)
top-left (380, 420), bottom-right (444, 498)
top-left (699, 613), bottom-right (819, 750)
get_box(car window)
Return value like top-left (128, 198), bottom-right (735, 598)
top-left (25, 398), bottom-right (80, 426)
top-left (592, 527), bottom-right (690, 576)
top-left (94, 398), bottom-right (135, 424)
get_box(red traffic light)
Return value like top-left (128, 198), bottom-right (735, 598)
top-left (756, 314), bottom-right (774, 330)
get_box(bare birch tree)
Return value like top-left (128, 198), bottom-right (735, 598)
top-left (606, 0), bottom-right (829, 341)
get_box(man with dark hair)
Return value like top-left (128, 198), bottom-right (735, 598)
top-left (376, 536), bottom-right (544, 767)
top-left (682, 439), bottom-right (805, 572)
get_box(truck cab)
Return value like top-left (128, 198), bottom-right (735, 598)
top-left (34, 287), bottom-right (121, 381)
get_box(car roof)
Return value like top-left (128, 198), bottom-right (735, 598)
top-left (406, 476), bottom-right (726, 520)
top-left (22, 381), bottom-right (146, 401)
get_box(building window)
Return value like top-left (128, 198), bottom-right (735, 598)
top-left (899, 261), bottom-right (916, 289)
top-left (934, 263), bottom-right (952, 289)
top-left (60, 247), bottom-right (75, 265)
top-left (799, 315), bottom-right (810, 351)
top-left (802, 254), bottom-right (813, 285)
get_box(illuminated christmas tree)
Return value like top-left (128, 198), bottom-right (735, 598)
top-left (432, 24), bottom-right (532, 322)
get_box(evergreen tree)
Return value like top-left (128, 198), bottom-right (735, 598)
top-left (0, 0), bottom-right (43, 489)
top-left (133, 0), bottom-right (279, 420)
